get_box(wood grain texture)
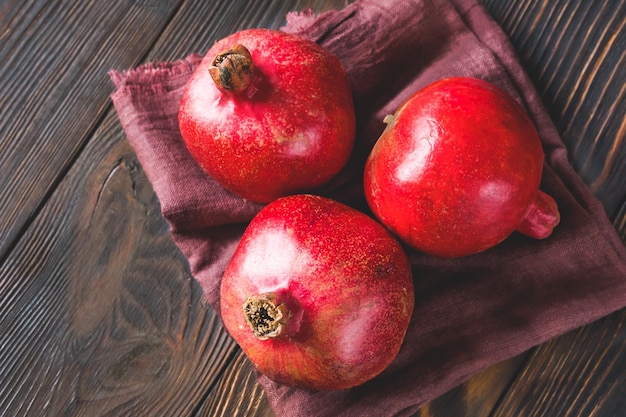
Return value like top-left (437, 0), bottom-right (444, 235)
top-left (0, 0), bottom-right (183, 259)
top-left (195, 350), bottom-right (275, 417)
top-left (0, 112), bottom-right (238, 416)
top-left (145, 0), bottom-right (350, 62)
top-left (492, 308), bottom-right (626, 417)
top-left (413, 356), bottom-right (528, 417)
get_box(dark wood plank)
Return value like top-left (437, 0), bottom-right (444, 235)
top-left (0, 0), bottom-right (183, 260)
top-left (0, 112), bottom-right (239, 416)
top-left (412, 356), bottom-right (527, 417)
top-left (195, 350), bottom-right (275, 417)
top-left (491, 308), bottom-right (626, 417)
top-left (145, 0), bottom-right (349, 62)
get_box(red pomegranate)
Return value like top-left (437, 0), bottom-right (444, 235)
top-left (364, 77), bottom-right (560, 258)
top-left (220, 194), bottom-right (415, 390)
top-left (178, 29), bottom-right (355, 203)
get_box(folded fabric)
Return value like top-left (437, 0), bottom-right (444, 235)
top-left (109, 0), bottom-right (626, 415)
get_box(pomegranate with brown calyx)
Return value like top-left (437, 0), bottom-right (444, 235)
top-left (364, 77), bottom-right (560, 258)
top-left (220, 194), bottom-right (415, 390)
top-left (178, 29), bottom-right (356, 203)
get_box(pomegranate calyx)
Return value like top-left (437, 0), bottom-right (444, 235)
top-left (209, 44), bottom-right (254, 93)
top-left (516, 190), bottom-right (560, 239)
top-left (243, 293), bottom-right (289, 340)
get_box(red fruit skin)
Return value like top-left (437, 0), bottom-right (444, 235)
top-left (364, 77), bottom-right (560, 258)
top-left (220, 194), bottom-right (415, 391)
top-left (178, 29), bottom-right (356, 203)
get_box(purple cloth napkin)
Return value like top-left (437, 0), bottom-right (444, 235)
top-left (109, 0), bottom-right (626, 416)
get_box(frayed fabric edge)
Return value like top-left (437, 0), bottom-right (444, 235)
top-left (282, 9), bottom-right (317, 33)
top-left (108, 53), bottom-right (203, 89)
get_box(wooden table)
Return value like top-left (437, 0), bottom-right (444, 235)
top-left (1, 0), bottom-right (624, 415)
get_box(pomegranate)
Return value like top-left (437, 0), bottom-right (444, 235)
top-left (220, 194), bottom-right (414, 390)
top-left (178, 29), bottom-right (356, 203)
top-left (364, 77), bottom-right (560, 258)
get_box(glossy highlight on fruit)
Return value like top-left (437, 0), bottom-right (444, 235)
top-left (364, 77), bottom-right (560, 258)
top-left (178, 29), bottom-right (356, 203)
top-left (220, 194), bottom-right (415, 390)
